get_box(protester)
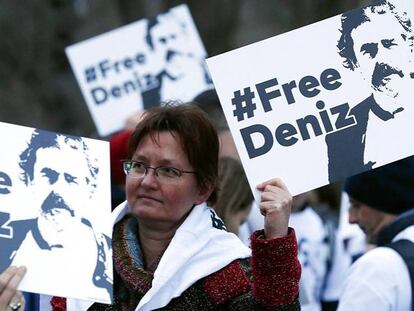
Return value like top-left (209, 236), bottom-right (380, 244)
top-left (319, 191), bottom-right (366, 311)
top-left (0, 266), bottom-right (26, 311)
top-left (193, 88), bottom-right (240, 160)
top-left (290, 192), bottom-right (330, 311)
top-left (72, 103), bottom-right (301, 310)
top-left (194, 88), bottom-right (344, 309)
top-left (337, 156), bottom-right (414, 310)
top-left (213, 157), bottom-right (253, 235)
top-left (109, 129), bottom-right (133, 209)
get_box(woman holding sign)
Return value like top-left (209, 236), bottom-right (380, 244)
top-left (79, 103), bottom-right (300, 310)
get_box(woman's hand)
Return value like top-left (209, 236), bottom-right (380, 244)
top-left (0, 266), bottom-right (26, 311)
top-left (256, 178), bottom-right (292, 239)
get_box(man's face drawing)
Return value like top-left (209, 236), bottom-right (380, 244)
top-left (148, 15), bottom-right (191, 63)
top-left (20, 131), bottom-right (98, 237)
top-left (352, 11), bottom-right (412, 98)
top-left (33, 139), bottom-right (91, 226)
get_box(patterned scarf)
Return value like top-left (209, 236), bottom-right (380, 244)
top-left (89, 215), bottom-right (153, 311)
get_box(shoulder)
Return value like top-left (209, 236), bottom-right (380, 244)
top-left (347, 246), bottom-right (408, 283)
top-left (338, 246), bottom-right (410, 309)
top-left (353, 246), bottom-right (406, 270)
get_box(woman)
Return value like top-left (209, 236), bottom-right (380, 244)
top-left (72, 103), bottom-right (300, 310)
top-left (213, 157), bottom-right (254, 235)
top-left (0, 266), bottom-right (26, 311)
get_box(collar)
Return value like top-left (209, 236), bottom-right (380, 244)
top-left (376, 208), bottom-right (414, 246)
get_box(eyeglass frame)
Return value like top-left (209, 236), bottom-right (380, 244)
top-left (122, 160), bottom-right (197, 181)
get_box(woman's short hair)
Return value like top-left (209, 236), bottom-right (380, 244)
top-left (128, 103), bottom-right (219, 205)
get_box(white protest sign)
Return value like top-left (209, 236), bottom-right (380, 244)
top-left (66, 4), bottom-right (212, 137)
top-left (207, 0), bottom-right (414, 196)
top-left (0, 122), bottom-right (113, 303)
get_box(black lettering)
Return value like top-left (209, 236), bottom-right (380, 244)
top-left (320, 68), bottom-right (342, 91)
top-left (0, 172), bottom-right (12, 195)
top-left (330, 103), bottom-right (356, 129)
top-left (123, 57), bottom-right (133, 69)
top-left (240, 124), bottom-right (273, 159)
top-left (124, 81), bottom-right (137, 93)
top-left (296, 114), bottom-right (323, 141)
top-left (299, 75), bottom-right (320, 98)
top-left (111, 86), bottom-right (121, 98)
top-left (275, 123), bottom-right (298, 146)
top-left (281, 80), bottom-right (297, 105)
top-left (143, 74), bottom-right (159, 90)
top-left (0, 212), bottom-right (12, 238)
top-left (316, 100), bottom-right (334, 133)
top-left (99, 60), bottom-right (110, 78)
top-left (135, 53), bottom-right (146, 64)
top-left (255, 78), bottom-right (281, 112)
top-left (114, 60), bottom-right (122, 73)
top-left (133, 72), bottom-right (142, 89)
top-left (91, 87), bottom-right (108, 105)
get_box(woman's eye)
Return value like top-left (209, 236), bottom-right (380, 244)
top-left (160, 167), bottom-right (180, 177)
top-left (133, 162), bottom-right (145, 169)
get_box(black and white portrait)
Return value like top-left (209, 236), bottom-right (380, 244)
top-left (0, 125), bottom-right (112, 302)
top-left (326, 0), bottom-right (414, 182)
top-left (141, 7), bottom-right (212, 109)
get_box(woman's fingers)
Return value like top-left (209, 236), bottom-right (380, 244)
top-left (0, 266), bottom-right (26, 311)
top-left (256, 178), bottom-right (292, 238)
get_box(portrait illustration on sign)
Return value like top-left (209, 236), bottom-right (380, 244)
top-left (0, 125), bottom-right (112, 302)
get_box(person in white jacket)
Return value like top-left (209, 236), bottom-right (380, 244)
top-left (338, 156), bottom-right (414, 310)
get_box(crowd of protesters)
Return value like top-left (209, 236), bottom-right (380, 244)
top-left (1, 0), bottom-right (414, 310)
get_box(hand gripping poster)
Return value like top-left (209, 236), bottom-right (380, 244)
top-left (207, 0), bottom-right (414, 196)
top-left (0, 122), bottom-right (113, 303)
top-left (66, 4), bottom-right (212, 137)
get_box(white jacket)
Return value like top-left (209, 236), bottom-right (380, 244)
top-left (337, 225), bottom-right (414, 310)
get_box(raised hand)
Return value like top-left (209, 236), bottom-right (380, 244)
top-left (256, 178), bottom-right (292, 239)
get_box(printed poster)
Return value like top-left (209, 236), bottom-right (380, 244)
top-left (66, 4), bottom-right (212, 137)
top-left (0, 122), bottom-right (113, 303)
top-left (207, 0), bottom-right (414, 196)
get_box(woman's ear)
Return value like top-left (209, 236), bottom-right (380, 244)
top-left (194, 183), bottom-right (214, 205)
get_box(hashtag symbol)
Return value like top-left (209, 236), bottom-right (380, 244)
top-left (84, 67), bottom-right (97, 83)
top-left (231, 87), bottom-right (257, 121)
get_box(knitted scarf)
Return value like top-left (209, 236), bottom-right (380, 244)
top-left (77, 202), bottom-right (251, 311)
top-left (88, 215), bottom-right (152, 311)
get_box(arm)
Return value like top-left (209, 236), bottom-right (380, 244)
top-left (250, 228), bottom-right (301, 308)
top-left (251, 178), bottom-right (301, 308)
top-left (204, 179), bottom-right (300, 309)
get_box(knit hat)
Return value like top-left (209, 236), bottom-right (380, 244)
top-left (344, 156), bottom-right (414, 214)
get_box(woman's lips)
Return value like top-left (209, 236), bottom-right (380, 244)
top-left (137, 194), bottom-right (163, 203)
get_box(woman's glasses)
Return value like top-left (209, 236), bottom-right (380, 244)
top-left (122, 160), bottom-right (196, 183)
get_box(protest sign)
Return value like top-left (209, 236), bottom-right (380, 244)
top-left (0, 122), bottom-right (112, 303)
top-left (66, 4), bottom-right (212, 137)
top-left (207, 0), bottom-right (414, 196)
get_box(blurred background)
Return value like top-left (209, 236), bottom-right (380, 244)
top-left (0, 0), bottom-right (369, 138)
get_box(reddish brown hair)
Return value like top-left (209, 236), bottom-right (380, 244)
top-left (128, 103), bottom-right (219, 205)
